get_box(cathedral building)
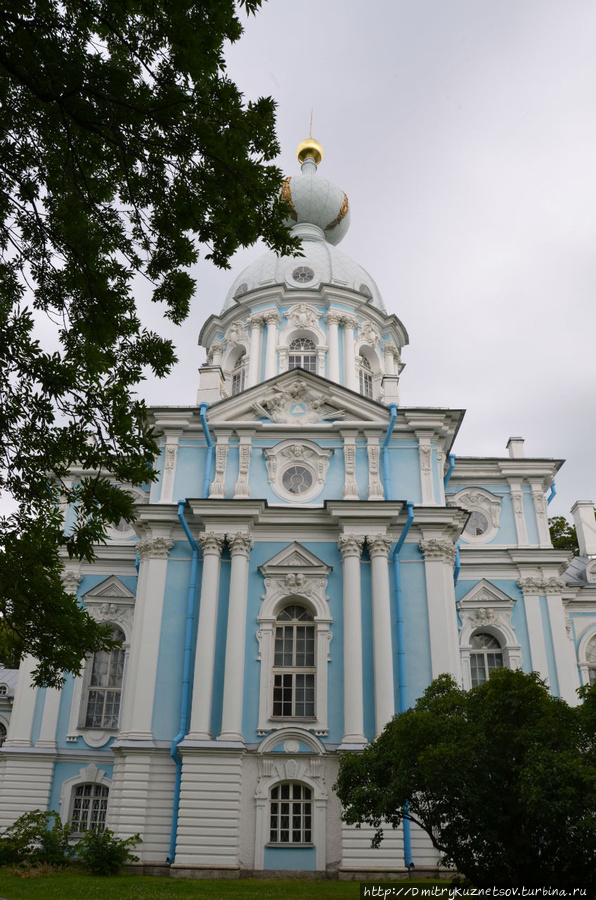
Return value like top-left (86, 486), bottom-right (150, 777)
top-left (1, 138), bottom-right (596, 877)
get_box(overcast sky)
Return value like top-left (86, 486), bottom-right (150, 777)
top-left (140, 0), bottom-right (596, 519)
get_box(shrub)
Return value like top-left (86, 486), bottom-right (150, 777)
top-left (76, 828), bottom-right (141, 875)
top-left (0, 810), bottom-right (73, 867)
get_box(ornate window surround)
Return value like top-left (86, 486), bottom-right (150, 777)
top-left (59, 763), bottom-right (111, 830)
top-left (577, 626), bottom-right (596, 686)
top-left (257, 544), bottom-right (332, 736)
top-left (254, 729), bottom-right (328, 871)
top-left (278, 304), bottom-right (326, 377)
top-left (457, 579), bottom-right (522, 690)
top-left (67, 576), bottom-right (134, 747)
top-left (264, 440), bottom-right (333, 505)
top-left (221, 319), bottom-right (250, 395)
top-left (448, 487), bottom-right (502, 545)
top-left (354, 329), bottom-right (382, 400)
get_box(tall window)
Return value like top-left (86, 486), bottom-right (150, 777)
top-left (85, 628), bottom-right (125, 728)
top-left (70, 783), bottom-right (109, 833)
top-left (273, 605), bottom-right (315, 718)
top-left (359, 352), bottom-right (373, 398)
top-left (270, 783), bottom-right (312, 844)
top-left (232, 351), bottom-right (246, 395)
top-left (288, 338), bottom-right (317, 373)
top-left (470, 632), bottom-right (503, 687)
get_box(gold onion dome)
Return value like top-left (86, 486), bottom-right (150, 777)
top-left (297, 137), bottom-right (324, 166)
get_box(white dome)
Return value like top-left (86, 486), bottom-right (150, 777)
top-left (224, 238), bottom-right (386, 312)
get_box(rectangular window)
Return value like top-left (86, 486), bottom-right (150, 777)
top-left (71, 784), bottom-right (109, 833)
top-left (273, 672), bottom-right (315, 717)
top-left (270, 783), bottom-right (312, 844)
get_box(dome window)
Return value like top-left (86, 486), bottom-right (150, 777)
top-left (233, 282), bottom-right (248, 299)
top-left (292, 266), bottom-right (315, 284)
top-left (358, 352), bottom-right (373, 399)
top-left (359, 283), bottom-right (373, 300)
top-left (288, 338), bottom-right (317, 374)
top-left (231, 351), bottom-right (247, 396)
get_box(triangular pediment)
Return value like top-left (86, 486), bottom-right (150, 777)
top-left (457, 579), bottom-right (514, 609)
top-left (82, 575), bottom-right (135, 603)
top-left (206, 368), bottom-right (389, 426)
top-left (260, 542), bottom-right (332, 576)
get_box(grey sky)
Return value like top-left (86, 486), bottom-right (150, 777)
top-left (140, 0), bottom-right (596, 519)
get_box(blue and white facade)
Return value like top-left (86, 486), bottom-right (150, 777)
top-left (2, 141), bottom-right (596, 877)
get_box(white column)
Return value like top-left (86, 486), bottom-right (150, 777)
top-left (342, 315), bottom-right (358, 391)
top-left (36, 687), bottom-right (62, 748)
top-left (420, 538), bottom-right (462, 683)
top-left (571, 501), bottom-right (596, 555)
top-left (509, 481), bottom-right (529, 546)
top-left (189, 532), bottom-right (225, 739)
top-left (546, 587), bottom-right (581, 705)
top-left (264, 311), bottom-right (280, 381)
top-left (4, 656), bottom-right (38, 748)
top-left (338, 535), bottom-right (366, 744)
top-left (247, 316), bottom-right (263, 387)
top-left (218, 533), bottom-right (253, 742)
top-left (120, 534), bottom-right (173, 739)
top-left (325, 312), bottom-right (341, 382)
top-left (417, 432), bottom-right (435, 504)
top-left (160, 434), bottom-right (180, 504)
top-left (209, 340), bottom-right (225, 368)
top-left (367, 534), bottom-right (395, 736)
top-left (531, 482), bottom-right (551, 547)
top-left (383, 345), bottom-right (396, 375)
top-left (522, 593), bottom-right (550, 683)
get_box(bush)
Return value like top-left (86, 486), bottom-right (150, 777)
top-left (76, 828), bottom-right (141, 875)
top-left (0, 810), bottom-right (73, 867)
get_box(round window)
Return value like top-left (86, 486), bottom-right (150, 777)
top-left (292, 266), bottom-right (315, 283)
top-left (465, 510), bottom-right (490, 537)
top-left (281, 466), bottom-right (313, 495)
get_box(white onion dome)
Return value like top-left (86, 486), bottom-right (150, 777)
top-left (223, 138), bottom-right (386, 313)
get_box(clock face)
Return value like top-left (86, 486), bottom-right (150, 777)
top-left (466, 510), bottom-right (490, 537)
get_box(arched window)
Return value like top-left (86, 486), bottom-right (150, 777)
top-left (470, 632), bottom-right (503, 687)
top-left (358, 352), bottom-right (373, 398)
top-left (273, 605), bottom-right (315, 718)
top-left (0, 722), bottom-right (6, 747)
top-left (288, 338), bottom-right (316, 373)
top-left (70, 783), bottom-right (109, 833)
top-left (84, 628), bottom-right (125, 729)
top-left (270, 783), bottom-right (312, 844)
top-left (232, 351), bottom-right (247, 395)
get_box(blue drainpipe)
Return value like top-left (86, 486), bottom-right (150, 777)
top-left (199, 402), bottom-right (214, 498)
top-left (443, 453), bottom-right (456, 488)
top-left (167, 502), bottom-right (201, 864)
top-left (547, 482), bottom-right (556, 505)
top-left (382, 405), bottom-right (415, 869)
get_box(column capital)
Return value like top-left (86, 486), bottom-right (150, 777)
top-left (366, 534), bottom-right (392, 558)
top-left (264, 309), bottom-right (281, 325)
top-left (419, 538), bottom-right (457, 564)
top-left (138, 537), bottom-right (174, 560)
top-left (340, 314), bottom-right (359, 329)
top-left (247, 313), bottom-right (265, 329)
top-left (199, 532), bottom-right (226, 555)
top-left (517, 576), bottom-right (567, 595)
top-left (227, 532), bottom-right (254, 557)
top-left (338, 534), bottom-right (365, 558)
top-left (325, 310), bottom-right (342, 325)
top-left (61, 569), bottom-right (82, 595)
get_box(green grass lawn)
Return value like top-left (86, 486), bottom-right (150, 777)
top-left (0, 871), bottom-right (364, 900)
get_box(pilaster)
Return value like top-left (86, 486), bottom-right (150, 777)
top-left (341, 315), bottom-right (358, 391)
top-left (119, 533), bottom-right (173, 740)
top-left (160, 433), bottom-right (181, 504)
top-left (219, 533), bottom-right (253, 742)
top-left (509, 480), bottom-right (529, 546)
top-left (338, 534), bottom-right (366, 744)
top-left (416, 432), bottom-right (435, 504)
top-left (189, 532), bottom-right (226, 739)
top-left (233, 432), bottom-right (254, 499)
top-left (367, 533), bottom-right (395, 736)
top-left (209, 430), bottom-right (231, 499)
top-left (341, 430), bottom-right (359, 500)
top-left (325, 311), bottom-right (341, 382)
top-left (530, 482), bottom-right (551, 547)
top-left (419, 538), bottom-right (461, 682)
top-left (247, 315), bottom-right (264, 387)
top-left (264, 311), bottom-right (280, 380)
top-left (366, 434), bottom-right (384, 500)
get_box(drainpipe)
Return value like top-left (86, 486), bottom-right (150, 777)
top-left (167, 501), bottom-right (201, 864)
top-left (454, 543), bottom-right (461, 585)
top-left (382, 404), bottom-right (398, 500)
top-left (443, 453), bottom-right (456, 488)
top-left (199, 402), bottom-right (214, 498)
top-left (547, 482), bottom-right (556, 505)
top-left (382, 407), bottom-right (415, 869)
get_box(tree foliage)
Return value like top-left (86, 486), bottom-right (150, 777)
top-left (548, 515), bottom-right (579, 555)
top-left (0, 1), bottom-right (296, 684)
top-left (335, 669), bottom-right (596, 889)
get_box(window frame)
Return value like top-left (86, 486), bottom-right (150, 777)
top-left (70, 782), bottom-right (110, 835)
top-left (83, 627), bottom-right (126, 730)
top-left (469, 632), bottom-right (504, 687)
top-left (288, 337), bottom-right (317, 373)
top-left (269, 782), bottom-right (313, 845)
top-left (272, 605), bottom-right (316, 720)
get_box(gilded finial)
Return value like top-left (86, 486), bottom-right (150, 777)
top-left (297, 111), bottom-right (323, 165)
